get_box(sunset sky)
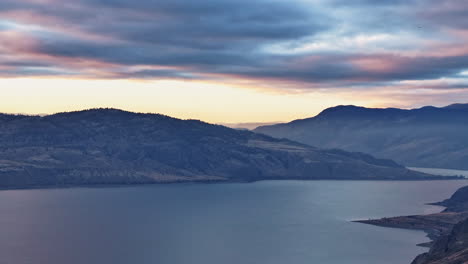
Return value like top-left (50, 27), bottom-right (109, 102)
top-left (1, 0), bottom-right (468, 123)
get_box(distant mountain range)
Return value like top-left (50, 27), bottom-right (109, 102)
top-left (0, 109), bottom-right (439, 189)
top-left (255, 104), bottom-right (468, 170)
top-left (220, 122), bottom-right (279, 130)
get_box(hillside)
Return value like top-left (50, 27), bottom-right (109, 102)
top-left (0, 109), bottom-right (439, 189)
top-left (255, 104), bottom-right (468, 170)
top-left (411, 218), bottom-right (468, 264)
top-left (434, 186), bottom-right (468, 212)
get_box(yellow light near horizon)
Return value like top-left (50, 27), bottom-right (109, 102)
top-left (0, 77), bottom-right (394, 123)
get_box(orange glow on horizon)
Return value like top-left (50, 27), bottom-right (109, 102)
top-left (2, 77), bottom-right (467, 124)
top-left (0, 77), bottom-right (404, 123)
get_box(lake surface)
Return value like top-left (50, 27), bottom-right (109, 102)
top-left (1, 180), bottom-right (467, 264)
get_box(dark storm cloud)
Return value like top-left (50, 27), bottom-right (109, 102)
top-left (328, 0), bottom-right (413, 6)
top-left (416, 0), bottom-right (468, 29)
top-left (1, 0), bottom-right (468, 88)
top-left (0, 0), bottom-right (330, 79)
top-left (219, 54), bottom-right (468, 84)
top-left (121, 69), bottom-right (201, 80)
top-left (34, 37), bottom-right (263, 67)
top-left (328, 0), bottom-right (468, 30)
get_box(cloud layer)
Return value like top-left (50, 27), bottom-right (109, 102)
top-left (1, 0), bottom-right (468, 91)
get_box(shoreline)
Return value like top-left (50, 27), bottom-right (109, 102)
top-left (1, 177), bottom-right (466, 192)
top-left (354, 211), bottom-right (468, 244)
top-left (355, 185), bottom-right (468, 264)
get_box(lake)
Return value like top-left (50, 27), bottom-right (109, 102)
top-left (1, 180), bottom-right (467, 264)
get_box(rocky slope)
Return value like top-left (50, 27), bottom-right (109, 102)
top-left (0, 109), bottom-right (439, 189)
top-left (255, 104), bottom-right (468, 170)
top-left (412, 218), bottom-right (468, 264)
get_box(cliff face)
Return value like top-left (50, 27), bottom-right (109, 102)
top-left (412, 218), bottom-right (468, 264)
top-left (255, 104), bottom-right (468, 170)
top-left (0, 109), bottom-right (436, 189)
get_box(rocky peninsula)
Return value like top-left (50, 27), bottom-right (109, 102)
top-left (356, 186), bottom-right (468, 264)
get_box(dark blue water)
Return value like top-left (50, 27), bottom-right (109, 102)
top-left (1, 180), bottom-right (467, 264)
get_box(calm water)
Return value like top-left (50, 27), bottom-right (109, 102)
top-left (1, 180), bottom-right (467, 264)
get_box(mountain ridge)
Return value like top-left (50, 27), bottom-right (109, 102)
top-left (262, 103), bottom-right (468, 127)
top-left (255, 103), bottom-right (468, 170)
top-left (0, 108), bottom-right (443, 189)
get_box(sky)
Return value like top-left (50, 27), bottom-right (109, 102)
top-left (1, 0), bottom-right (468, 123)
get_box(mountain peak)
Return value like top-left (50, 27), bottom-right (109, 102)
top-left (44, 108), bottom-right (178, 123)
top-left (315, 105), bottom-right (403, 120)
top-left (50, 108), bottom-right (143, 117)
top-left (444, 103), bottom-right (468, 110)
top-left (318, 105), bottom-right (363, 114)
